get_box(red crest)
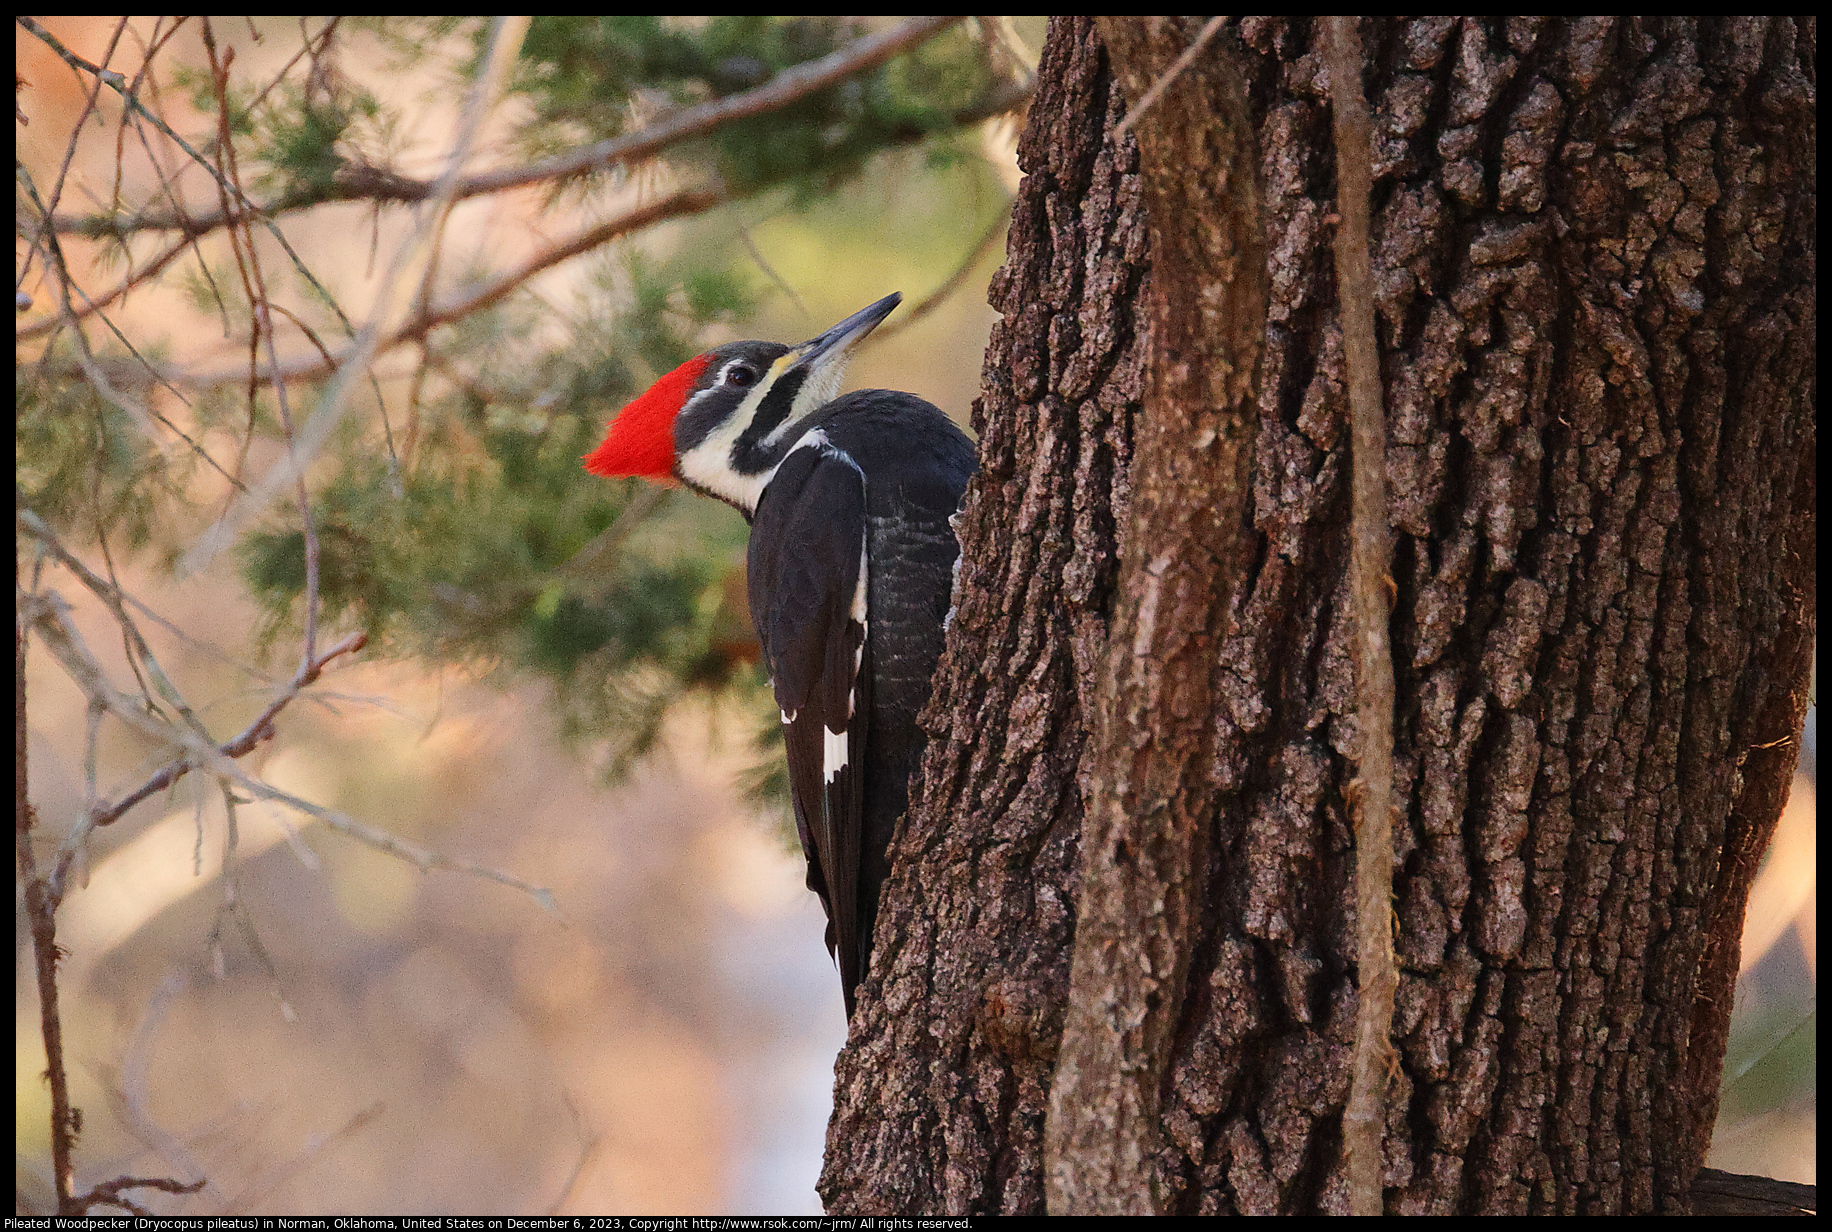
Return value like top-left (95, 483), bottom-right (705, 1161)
top-left (583, 355), bottom-right (711, 479)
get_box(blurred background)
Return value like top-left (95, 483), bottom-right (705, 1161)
top-left (16, 16), bottom-right (1812, 1216)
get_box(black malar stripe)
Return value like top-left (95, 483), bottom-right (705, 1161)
top-left (733, 367), bottom-right (809, 471)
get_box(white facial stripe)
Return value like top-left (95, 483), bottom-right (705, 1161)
top-left (677, 349), bottom-right (853, 510)
top-left (760, 348), bottom-right (849, 450)
top-left (706, 426), bottom-right (797, 509)
top-left (676, 373), bottom-right (773, 508)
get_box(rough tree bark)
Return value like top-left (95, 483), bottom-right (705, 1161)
top-left (821, 16), bottom-right (1815, 1216)
top-left (1044, 16), bottom-right (1265, 1216)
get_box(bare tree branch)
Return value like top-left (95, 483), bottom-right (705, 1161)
top-left (22, 587), bottom-right (558, 913)
top-left (36, 16), bottom-right (972, 240)
top-left (73, 1175), bottom-right (208, 1219)
top-left (35, 17), bottom-right (130, 243)
top-left (176, 15), bottom-right (531, 579)
top-left (15, 228), bottom-right (199, 344)
top-left (219, 1101), bottom-right (385, 1216)
top-left (1111, 15), bottom-right (1225, 139)
top-left (196, 18), bottom-right (326, 663)
top-left (22, 512), bottom-right (538, 916)
top-left (1049, 18), bottom-right (1263, 1214)
top-left (17, 510), bottom-right (341, 866)
top-left (23, 75), bottom-right (1032, 365)
top-left (17, 164), bottom-right (248, 492)
top-left (17, 615), bottom-right (79, 1214)
top-left (109, 973), bottom-right (209, 1193)
top-left (870, 209), bottom-right (1011, 345)
top-left (18, 14), bottom-right (354, 332)
top-left (1324, 16), bottom-right (1398, 1217)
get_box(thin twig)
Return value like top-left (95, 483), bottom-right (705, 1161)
top-left (406, 187), bottom-right (726, 342)
top-left (73, 1175), bottom-right (208, 1218)
top-left (17, 164), bottom-right (246, 492)
top-left (1325, 16), bottom-right (1398, 1219)
top-left (25, 69), bottom-right (1031, 378)
top-left (198, 20), bottom-right (324, 667)
top-left (177, 15), bottom-right (531, 579)
top-left (38, 16), bottom-right (971, 239)
top-left (559, 484), bottom-right (671, 598)
top-left (112, 973), bottom-right (209, 1192)
top-left (17, 517), bottom-right (213, 755)
top-left (17, 620), bottom-right (78, 1214)
top-left (39, 58), bottom-right (1023, 388)
top-left (18, 507), bottom-right (275, 684)
top-left (1113, 16), bottom-right (1227, 139)
top-left (545, 1096), bottom-right (602, 1216)
top-left (871, 209), bottom-right (1010, 345)
top-left (92, 472), bottom-right (161, 709)
top-left (16, 510), bottom-right (322, 893)
top-left (737, 224), bottom-right (810, 321)
top-left (37, 18), bottom-right (130, 246)
top-left (14, 229), bottom-right (198, 342)
top-left (239, 17), bottom-right (341, 120)
top-left (18, 15), bottom-right (358, 343)
top-left (64, 625), bottom-right (365, 878)
top-left (16, 515), bottom-right (367, 903)
top-left (64, 183), bottom-right (723, 393)
top-left (23, 589), bottom-right (556, 913)
top-left (219, 1101), bottom-right (385, 1216)
top-left (80, 699), bottom-right (103, 847)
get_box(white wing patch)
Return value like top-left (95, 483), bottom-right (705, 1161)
top-left (777, 429), bottom-right (865, 787)
top-left (781, 709), bottom-right (797, 725)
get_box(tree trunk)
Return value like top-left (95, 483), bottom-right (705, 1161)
top-left (821, 15), bottom-right (1815, 1216)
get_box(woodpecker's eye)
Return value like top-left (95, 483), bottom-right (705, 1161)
top-left (726, 365), bottom-right (755, 388)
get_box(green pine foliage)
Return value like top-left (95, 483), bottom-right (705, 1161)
top-left (168, 61), bottom-right (392, 206)
top-left (16, 362), bottom-right (185, 555)
top-left (508, 16), bottom-right (1000, 195)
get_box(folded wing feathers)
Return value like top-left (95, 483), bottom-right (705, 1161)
top-left (753, 431), bottom-right (870, 1006)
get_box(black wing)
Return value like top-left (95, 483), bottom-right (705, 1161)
top-left (747, 436), bottom-right (871, 1014)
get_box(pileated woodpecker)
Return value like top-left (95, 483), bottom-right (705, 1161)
top-left (583, 293), bottom-right (976, 1017)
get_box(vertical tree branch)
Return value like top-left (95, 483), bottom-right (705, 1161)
top-left (1048, 17), bottom-right (1265, 1214)
top-left (199, 19), bottom-right (323, 666)
top-left (820, 20), bottom-right (1151, 1211)
top-left (1323, 16), bottom-right (1397, 1217)
top-left (18, 601), bottom-right (78, 1213)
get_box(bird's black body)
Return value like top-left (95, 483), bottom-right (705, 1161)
top-left (746, 392), bottom-right (975, 1014)
top-left (585, 292), bottom-right (974, 1017)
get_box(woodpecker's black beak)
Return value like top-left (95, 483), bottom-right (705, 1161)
top-left (791, 293), bottom-right (901, 376)
top-left (768, 293), bottom-right (901, 418)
